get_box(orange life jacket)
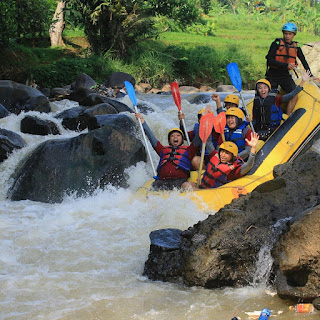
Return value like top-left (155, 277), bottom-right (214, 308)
top-left (201, 153), bottom-right (241, 189)
top-left (274, 38), bottom-right (298, 66)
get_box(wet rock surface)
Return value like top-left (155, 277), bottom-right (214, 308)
top-left (143, 151), bottom-right (320, 300)
top-left (8, 121), bottom-right (146, 203)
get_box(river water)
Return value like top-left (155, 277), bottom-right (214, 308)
top-left (0, 92), bottom-right (318, 319)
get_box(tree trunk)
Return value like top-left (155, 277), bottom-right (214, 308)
top-left (49, 0), bottom-right (66, 47)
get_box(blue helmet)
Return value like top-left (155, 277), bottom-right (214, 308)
top-left (282, 22), bottom-right (297, 34)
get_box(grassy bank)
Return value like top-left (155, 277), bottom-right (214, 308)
top-left (1, 16), bottom-right (319, 90)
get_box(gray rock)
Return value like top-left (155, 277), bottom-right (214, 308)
top-left (0, 129), bottom-right (26, 162)
top-left (0, 80), bottom-right (50, 114)
top-left (88, 114), bottom-right (134, 131)
top-left (56, 106), bottom-right (88, 131)
top-left (73, 73), bottom-right (96, 91)
top-left (216, 85), bottom-right (236, 92)
top-left (8, 123), bottom-right (146, 203)
top-left (143, 151), bottom-right (320, 297)
top-left (273, 205), bottom-right (320, 301)
top-left (20, 115), bottom-right (60, 136)
top-left (0, 103), bottom-right (10, 118)
top-left (105, 72), bottom-right (135, 88)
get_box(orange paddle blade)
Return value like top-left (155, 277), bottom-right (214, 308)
top-left (171, 82), bottom-right (181, 111)
top-left (199, 113), bottom-right (215, 142)
top-left (214, 112), bottom-right (226, 134)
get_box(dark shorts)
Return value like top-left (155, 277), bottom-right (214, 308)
top-left (151, 178), bottom-right (187, 191)
top-left (266, 69), bottom-right (297, 93)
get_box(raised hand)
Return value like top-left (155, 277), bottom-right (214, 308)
top-left (178, 112), bottom-right (185, 121)
top-left (211, 94), bottom-right (221, 102)
top-left (135, 112), bottom-right (144, 123)
top-left (245, 132), bottom-right (260, 154)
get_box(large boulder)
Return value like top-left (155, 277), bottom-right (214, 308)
top-left (0, 80), bottom-right (50, 114)
top-left (143, 151), bottom-right (320, 295)
top-left (105, 72), bottom-right (135, 88)
top-left (83, 103), bottom-right (118, 117)
top-left (79, 93), bottom-right (133, 113)
top-left (273, 205), bottom-right (320, 301)
top-left (88, 114), bottom-right (134, 131)
top-left (73, 73), bottom-right (96, 91)
top-left (8, 118), bottom-right (146, 203)
top-left (20, 115), bottom-right (60, 135)
top-left (55, 106), bottom-right (88, 131)
top-left (0, 103), bottom-right (10, 118)
top-left (0, 129), bottom-right (26, 162)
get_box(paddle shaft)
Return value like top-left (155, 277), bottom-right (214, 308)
top-left (197, 143), bottom-right (206, 186)
top-left (180, 112), bottom-right (191, 146)
top-left (239, 91), bottom-right (255, 133)
top-left (134, 106), bottom-right (157, 177)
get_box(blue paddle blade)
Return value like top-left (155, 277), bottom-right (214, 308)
top-left (227, 62), bottom-right (242, 92)
top-left (124, 81), bottom-right (137, 106)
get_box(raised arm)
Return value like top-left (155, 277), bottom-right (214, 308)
top-left (239, 132), bottom-right (259, 175)
top-left (135, 113), bottom-right (158, 148)
top-left (281, 71), bottom-right (311, 103)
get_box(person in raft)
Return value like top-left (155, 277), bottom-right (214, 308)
top-left (265, 22), bottom-right (319, 115)
top-left (213, 93), bottom-right (251, 122)
top-left (253, 71), bottom-right (311, 141)
top-left (135, 112), bottom-right (202, 191)
top-left (216, 107), bottom-right (252, 159)
top-left (182, 132), bottom-right (260, 190)
top-left (212, 94), bottom-right (239, 113)
top-left (178, 108), bottom-right (218, 170)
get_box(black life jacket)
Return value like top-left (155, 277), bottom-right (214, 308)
top-left (253, 90), bottom-right (282, 131)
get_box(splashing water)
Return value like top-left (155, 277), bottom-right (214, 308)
top-left (1, 93), bottom-right (319, 319)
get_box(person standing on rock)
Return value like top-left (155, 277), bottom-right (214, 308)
top-left (265, 22), bottom-right (319, 115)
top-left (135, 113), bottom-right (205, 190)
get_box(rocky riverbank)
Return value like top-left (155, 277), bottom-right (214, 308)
top-left (143, 150), bottom-right (320, 304)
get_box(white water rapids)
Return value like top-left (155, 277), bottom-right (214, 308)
top-left (0, 93), bottom-right (318, 319)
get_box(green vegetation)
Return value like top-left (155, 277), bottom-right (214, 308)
top-left (1, 1), bottom-right (320, 89)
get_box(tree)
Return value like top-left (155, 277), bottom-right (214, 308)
top-left (70, 0), bottom-right (158, 56)
top-left (16, 0), bottom-right (51, 45)
top-left (148, 0), bottom-right (201, 27)
top-left (0, 0), bottom-right (17, 47)
top-left (49, 0), bottom-right (66, 47)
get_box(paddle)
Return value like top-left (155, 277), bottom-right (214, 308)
top-left (227, 62), bottom-right (255, 133)
top-left (124, 81), bottom-right (157, 177)
top-left (171, 82), bottom-right (191, 145)
top-left (213, 111), bottom-right (226, 142)
top-left (197, 112), bottom-right (215, 186)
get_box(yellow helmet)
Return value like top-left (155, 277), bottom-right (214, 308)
top-left (256, 79), bottom-right (271, 91)
top-left (224, 94), bottom-right (239, 106)
top-left (226, 107), bottom-right (244, 120)
top-left (197, 108), bottom-right (213, 121)
top-left (168, 128), bottom-right (184, 143)
top-left (219, 141), bottom-right (238, 157)
top-left (198, 108), bottom-right (206, 116)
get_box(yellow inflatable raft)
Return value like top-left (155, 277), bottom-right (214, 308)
top-left (137, 81), bottom-right (320, 212)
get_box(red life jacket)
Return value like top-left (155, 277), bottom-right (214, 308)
top-left (274, 38), bottom-right (298, 66)
top-left (201, 153), bottom-right (241, 189)
top-left (157, 145), bottom-right (191, 173)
